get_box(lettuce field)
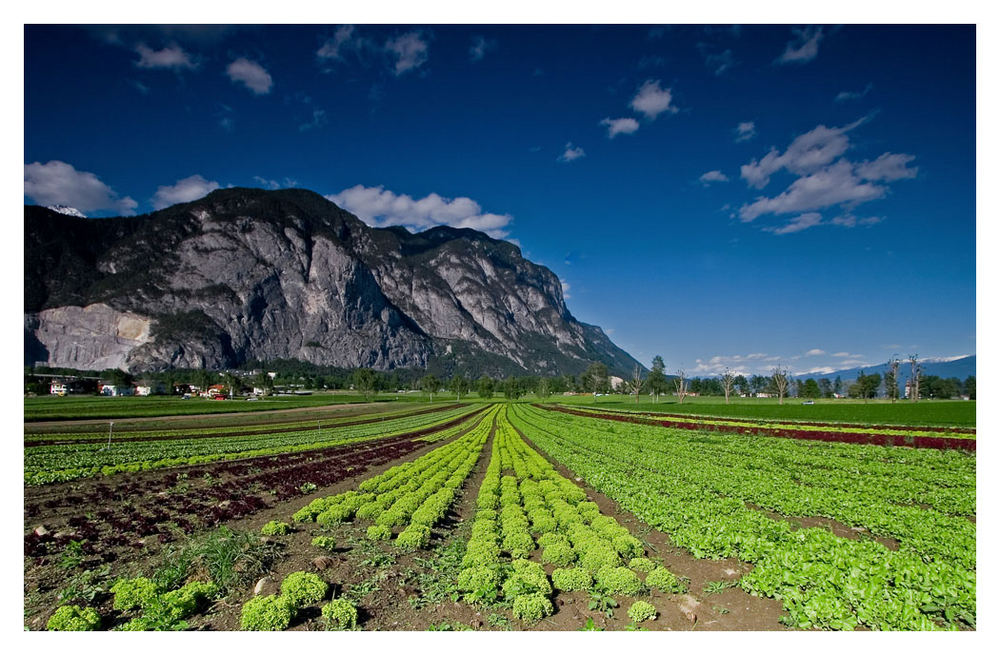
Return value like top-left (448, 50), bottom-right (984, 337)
top-left (24, 398), bottom-right (975, 631)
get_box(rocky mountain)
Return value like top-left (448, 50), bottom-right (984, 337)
top-left (25, 188), bottom-right (642, 377)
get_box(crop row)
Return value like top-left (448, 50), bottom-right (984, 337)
top-left (24, 403), bottom-right (463, 445)
top-left (548, 405), bottom-right (976, 450)
top-left (23, 408), bottom-right (479, 562)
top-left (456, 408), bottom-right (686, 623)
top-left (291, 405), bottom-right (499, 549)
top-left (569, 404), bottom-right (977, 434)
top-left (511, 404), bottom-right (975, 630)
top-left (24, 405), bottom-right (478, 485)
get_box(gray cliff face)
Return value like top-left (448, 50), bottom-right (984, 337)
top-left (24, 188), bottom-right (641, 376)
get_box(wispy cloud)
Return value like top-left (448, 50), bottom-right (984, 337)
top-left (558, 142), bottom-right (586, 163)
top-left (600, 117), bottom-right (639, 138)
top-left (25, 160), bottom-right (137, 215)
top-left (135, 43), bottom-right (197, 70)
top-left (734, 121), bottom-right (756, 142)
top-left (327, 185), bottom-right (513, 239)
top-left (805, 349), bottom-right (826, 356)
top-left (629, 80), bottom-right (678, 120)
top-left (151, 174), bottom-right (219, 210)
top-left (764, 212), bottom-right (824, 235)
top-left (835, 83), bottom-right (873, 103)
top-left (697, 44), bottom-right (736, 76)
top-left (776, 26), bottom-right (824, 64)
top-left (469, 35), bottom-right (496, 62)
top-left (385, 31), bottom-right (429, 75)
top-left (317, 25), bottom-right (373, 61)
top-left (298, 108), bottom-right (327, 132)
top-left (699, 170), bottom-right (729, 185)
top-left (253, 176), bottom-right (298, 190)
top-left (734, 117), bottom-right (916, 234)
top-left (226, 58), bottom-right (272, 94)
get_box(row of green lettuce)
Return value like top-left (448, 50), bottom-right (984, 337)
top-left (511, 404), bottom-right (975, 630)
top-left (24, 406), bottom-right (481, 485)
top-left (564, 404), bottom-right (975, 439)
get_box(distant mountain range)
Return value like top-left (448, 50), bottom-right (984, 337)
top-left (794, 355), bottom-right (976, 387)
top-left (24, 188), bottom-right (642, 377)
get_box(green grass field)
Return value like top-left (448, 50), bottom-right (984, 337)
top-left (548, 394), bottom-right (976, 427)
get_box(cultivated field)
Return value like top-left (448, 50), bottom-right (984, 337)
top-left (24, 397), bottom-right (975, 632)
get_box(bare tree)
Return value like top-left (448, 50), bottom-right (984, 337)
top-left (885, 357), bottom-right (901, 403)
top-left (721, 368), bottom-right (736, 405)
top-left (629, 364), bottom-right (644, 404)
top-left (674, 369), bottom-right (687, 404)
top-left (771, 366), bottom-right (789, 405)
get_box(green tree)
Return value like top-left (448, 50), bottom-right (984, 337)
top-left (477, 376), bottom-right (494, 399)
top-left (647, 356), bottom-right (668, 403)
top-left (964, 375), bottom-right (976, 400)
top-left (734, 374), bottom-right (749, 397)
top-left (419, 374), bottom-right (440, 402)
top-left (449, 374), bottom-right (470, 401)
top-left (536, 377), bottom-right (552, 399)
top-left (800, 378), bottom-right (821, 399)
top-left (503, 377), bottom-right (523, 401)
top-left (818, 378), bottom-right (833, 399)
top-left (353, 368), bottom-right (378, 401)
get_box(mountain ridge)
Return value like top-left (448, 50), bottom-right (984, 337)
top-left (24, 188), bottom-right (642, 377)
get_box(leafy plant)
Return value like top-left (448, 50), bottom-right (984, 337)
top-left (46, 605), bottom-right (100, 631)
top-left (587, 589), bottom-right (618, 618)
top-left (311, 536), bottom-right (337, 552)
top-left (260, 521), bottom-right (292, 536)
top-left (280, 571), bottom-right (329, 608)
top-left (240, 595), bottom-right (295, 631)
top-left (321, 598), bottom-right (358, 630)
top-left (627, 600), bottom-right (657, 623)
top-left (578, 617), bottom-right (604, 631)
top-left (511, 592), bottom-right (553, 622)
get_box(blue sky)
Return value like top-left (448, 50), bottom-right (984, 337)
top-left (23, 24), bottom-right (976, 376)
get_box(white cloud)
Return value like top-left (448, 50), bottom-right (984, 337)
top-left (835, 83), bottom-right (873, 103)
top-left (691, 352), bottom-right (783, 376)
top-left (734, 121), bottom-right (756, 142)
top-left (253, 176), bottom-right (297, 190)
top-left (765, 212), bottom-right (824, 235)
top-left (856, 153), bottom-right (918, 181)
top-left (559, 278), bottom-right (571, 300)
top-left (385, 32), bottom-right (429, 75)
top-left (833, 352), bottom-right (862, 358)
top-left (135, 43), bottom-right (196, 70)
top-left (469, 35), bottom-right (495, 62)
top-left (25, 160), bottom-right (137, 215)
top-left (741, 118), bottom-right (866, 189)
top-left (776, 26), bottom-right (824, 64)
top-left (558, 143), bottom-right (586, 163)
top-left (226, 58), bottom-right (272, 94)
top-left (600, 117), bottom-right (639, 138)
top-left (151, 174), bottom-right (220, 210)
top-left (629, 80), bottom-right (678, 120)
top-left (740, 162), bottom-right (886, 221)
top-left (733, 118), bottom-right (916, 233)
top-left (326, 185), bottom-right (513, 239)
top-left (830, 214), bottom-right (884, 228)
top-left (317, 25), bottom-right (370, 60)
top-left (699, 170), bottom-right (729, 185)
top-left (805, 349), bottom-right (826, 356)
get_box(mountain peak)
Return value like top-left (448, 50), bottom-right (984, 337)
top-left (24, 187), bottom-right (640, 377)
